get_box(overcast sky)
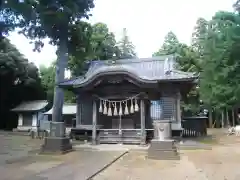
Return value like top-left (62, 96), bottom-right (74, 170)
top-left (8, 0), bottom-right (233, 67)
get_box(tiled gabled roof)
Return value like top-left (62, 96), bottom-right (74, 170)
top-left (11, 100), bottom-right (48, 112)
top-left (59, 56), bottom-right (197, 87)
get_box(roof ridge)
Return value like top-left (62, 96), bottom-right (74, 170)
top-left (21, 100), bottom-right (48, 103)
top-left (90, 55), bottom-right (175, 65)
top-left (171, 70), bottom-right (196, 75)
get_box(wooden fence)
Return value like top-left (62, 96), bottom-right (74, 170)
top-left (182, 116), bottom-right (208, 137)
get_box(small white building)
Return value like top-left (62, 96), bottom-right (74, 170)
top-left (44, 104), bottom-right (77, 133)
top-left (12, 100), bottom-right (49, 131)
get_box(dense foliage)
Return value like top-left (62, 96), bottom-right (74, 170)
top-left (0, 38), bottom-right (45, 129)
top-left (152, 9), bottom-right (240, 126)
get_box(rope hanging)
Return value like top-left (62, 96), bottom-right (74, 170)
top-left (97, 93), bottom-right (140, 116)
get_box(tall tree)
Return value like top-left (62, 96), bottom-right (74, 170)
top-left (68, 22), bottom-right (120, 76)
top-left (117, 28), bottom-right (136, 59)
top-left (3, 0), bottom-right (95, 122)
top-left (90, 23), bottom-right (119, 60)
top-left (153, 31), bottom-right (200, 115)
top-left (153, 31), bottom-right (179, 56)
top-left (191, 18), bottom-right (208, 55)
top-left (0, 38), bottom-right (44, 129)
top-left (200, 11), bottom-right (240, 111)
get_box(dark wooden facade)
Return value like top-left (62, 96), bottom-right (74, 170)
top-left (60, 56), bottom-right (198, 144)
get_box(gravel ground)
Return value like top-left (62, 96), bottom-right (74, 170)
top-left (0, 134), bottom-right (43, 165)
top-left (94, 131), bottom-right (240, 180)
top-left (2, 129), bottom-right (240, 180)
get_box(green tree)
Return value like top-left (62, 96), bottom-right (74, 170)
top-left (117, 28), bottom-right (136, 59)
top-left (200, 11), bottom-right (240, 111)
top-left (0, 38), bottom-right (44, 129)
top-left (3, 0), bottom-right (95, 122)
top-left (68, 22), bottom-right (120, 76)
top-left (39, 64), bottom-right (55, 101)
top-left (40, 63), bottom-right (75, 103)
top-left (153, 31), bottom-right (179, 56)
top-left (153, 31), bottom-right (200, 115)
top-left (191, 18), bottom-right (208, 56)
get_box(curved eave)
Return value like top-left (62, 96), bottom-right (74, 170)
top-left (59, 70), bottom-right (198, 89)
top-left (73, 70), bottom-right (158, 88)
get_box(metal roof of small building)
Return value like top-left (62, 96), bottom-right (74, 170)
top-left (11, 100), bottom-right (48, 112)
top-left (59, 56), bottom-right (197, 87)
top-left (44, 104), bottom-right (76, 115)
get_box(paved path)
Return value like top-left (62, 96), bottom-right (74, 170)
top-left (0, 150), bottom-right (127, 180)
top-left (0, 134), bottom-right (42, 165)
top-left (0, 133), bottom-right (127, 180)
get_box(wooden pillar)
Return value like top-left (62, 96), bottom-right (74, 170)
top-left (76, 95), bottom-right (81, 126)
top-left (140, 99), bottom-right (146, 145)
top-left (92, 100), bottom-right (97, 145)
top-left (176, 92), bottom-right (181, 122)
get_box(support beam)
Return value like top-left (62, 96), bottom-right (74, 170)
top-left (76, 95), bottom-right (81, 126)
top-left (140, 99), bottom-right (146, 145)
top-left (176, 92), bottom-right (181, 122)
top-left (92, 100), bottom-right (97, 145)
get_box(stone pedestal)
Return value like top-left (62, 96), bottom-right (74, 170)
top-left (41, 122), bottom-right (72, 154)
top-left (153, 120), bottom-right (172, 140)
top-left (147, 120), bottom-right (179, 160)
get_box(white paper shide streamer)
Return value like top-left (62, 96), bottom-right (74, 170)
top-left (103, 101), bottom-right (107, 115)
top-left (113, 102), bottom-right (118, 116)
top-left (98, 94), bottom-right (140, 116)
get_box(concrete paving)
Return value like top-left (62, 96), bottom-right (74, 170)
top-left (2, 129), bottom-right (240, 180)
top-left (0, 150), bottom-right (127, 180)
top-left (0, 133), bottom-right (127, 180)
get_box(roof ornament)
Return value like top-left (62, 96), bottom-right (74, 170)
top-left (106, 59), bottom-right (117, 66)
top-left (164, 57), bottom-right (172, 75)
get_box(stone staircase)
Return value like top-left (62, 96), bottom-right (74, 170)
top-left (99, 130), bottom-right (142, 144)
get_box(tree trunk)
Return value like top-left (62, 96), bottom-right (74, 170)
top-left (209, 107), bottom-right (213, 128)
top-left (232, 109), bottom-right (235, 126)
top-left (236, 109), bottom-right (240, 124)
top-left (226, 109), bottom-right (230, 127)
top-left (221, 110), bottom-right (224, 128)
top-left (52, 37), bottom-right (68, 122)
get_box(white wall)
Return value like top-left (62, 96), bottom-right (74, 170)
top-left (18, 114), bottom-right (23, 126)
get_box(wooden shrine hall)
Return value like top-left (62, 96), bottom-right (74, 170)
top-left (59, 55), bottom-right (198, 144)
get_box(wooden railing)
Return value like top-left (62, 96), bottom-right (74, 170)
top-left (99, 129), bottom-right (142, 144)
top-left (181, 117), bottom-right (208, 137)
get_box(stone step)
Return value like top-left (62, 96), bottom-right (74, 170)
top-left (148, 155), bottom-right (180, 160)
top-left (150, 139), bottom-right (177, 150)
top-left (148, 150), bottom-right (179, 156)
top-left (99, 138), bottom-right (141, 144)
top-left (148, 148), bottom-right (178, 154)
top-left (147, 153), bottom-right (180, 160)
